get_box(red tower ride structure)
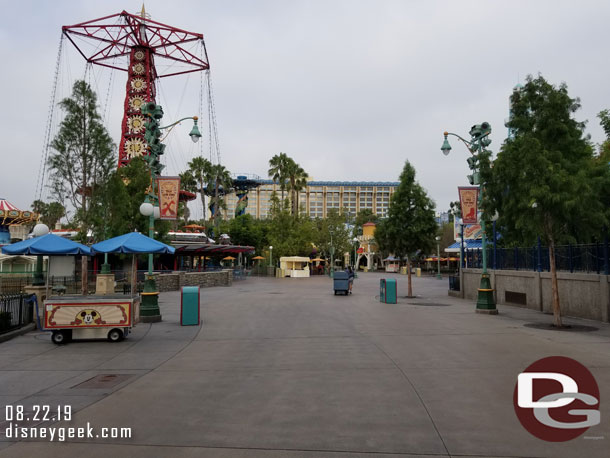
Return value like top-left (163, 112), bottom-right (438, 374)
top-left (62, 8), bottom-right (209, 168)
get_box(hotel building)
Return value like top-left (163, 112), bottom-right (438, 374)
top-left (224, 180), bottom-right (399, 219)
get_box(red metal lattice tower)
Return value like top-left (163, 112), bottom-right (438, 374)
top-left (62, 8), bottom-right (209, 168)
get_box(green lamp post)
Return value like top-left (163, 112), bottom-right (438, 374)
top-left (31, 223), bottom-right (49, 286)
top-left (441, 123), bottom-right (497, 314)
top-left (138, 102), bottom-right (202, 322)
top-left (435, 236), bottom-right (442, 280)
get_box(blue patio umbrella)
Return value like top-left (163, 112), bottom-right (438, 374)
top-left (1, 232), bottom-right (91, 255)
top-left (90, 231), bottom-right (175, 254)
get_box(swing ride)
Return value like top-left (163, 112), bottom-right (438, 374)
top-left (35, 6), bottom-right (261, 221)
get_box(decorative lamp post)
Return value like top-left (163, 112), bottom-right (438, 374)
top-left (31, 223), bottom-right (49, 286)
top-left (138, 102), bottom-right (201, 322)
top-left (353, 237), bottom-right (359, 268)
top-left (435, 236), bottom-right (442, 279)
top-left (269, 246), bottom-right (273, 266)
top-left (441, 123), bottom-right (497, 314)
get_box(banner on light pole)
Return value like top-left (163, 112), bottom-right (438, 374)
top-left (157, 177), bottom-right (181, 220)
top-left (458, 186), bottom-right (479, 225)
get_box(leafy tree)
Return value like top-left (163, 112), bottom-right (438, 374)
top-left (483, 75), bottom-right (606, 327)
top-left (313, 209), bottom-right (351, 264)
top-left (226, 214), bottom-right (269, 254)
top-left (375, 161), bottom-right (436, 297)
top-left (31, 200), bottom-right (65, 228)
top-left (267, 197), bottom-right (315, 260)
top-left (596, 110), bottom-right (610, 233)
top-left (268, 152), bottom-right (290, 203)
top-left (48, 80), bottom-right (115, 238)
top-left (87, 157), bottom-right (170, 242)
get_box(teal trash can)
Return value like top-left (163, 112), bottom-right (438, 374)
top-left (380, 279), bottom-right (397, 304)
top-left (181, 286), bottom-right (200, 325)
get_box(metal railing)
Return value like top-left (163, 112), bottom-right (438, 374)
top-left (0, 294), bottom-right (34, 334)
top-left (462, 241), bottom-right (609, 274)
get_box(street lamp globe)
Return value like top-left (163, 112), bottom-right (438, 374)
top-left (189, 117), bottom-right (202, 143)
top-left (32, 223), bottom-right (50, 237)
top-left (441, 133), bottom-right (452, 156)
top-left (139, 202), bottom-right (154, 217)
top-left (153, 206), bottom-right (160, 220)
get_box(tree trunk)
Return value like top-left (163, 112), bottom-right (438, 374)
top-left (81, 255), bottom-right (88, 296)
top-left (407, 257), bottom-right (413, 297)
top-left (548, 240), bottom-right (562, 327)
top-left (199, 184), bottom-right (206, 222)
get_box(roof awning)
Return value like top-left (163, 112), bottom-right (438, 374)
top-left (173, 243), bottom-right (255, 255)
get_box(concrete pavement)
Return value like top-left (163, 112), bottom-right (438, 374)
top-left (0, 272), bottom-right (608, 457)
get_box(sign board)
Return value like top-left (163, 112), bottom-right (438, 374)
top-left (157, 177), bottom-right (180, 220)
top-left (458, 186), bottom-right (479, 224)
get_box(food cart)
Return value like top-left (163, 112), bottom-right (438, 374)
top-left (44, 294), bottom-right (140, 344)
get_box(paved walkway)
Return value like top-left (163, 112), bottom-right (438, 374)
top-left (0, 272), bottom-right (608, 457)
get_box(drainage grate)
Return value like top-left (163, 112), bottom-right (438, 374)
top-left (72, 374), bottom-right (133, 389)
top-left (267, 292), bottom-right (283, 295)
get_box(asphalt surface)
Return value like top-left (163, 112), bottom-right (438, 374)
top-left (0, 272), bottom-right (608, 457)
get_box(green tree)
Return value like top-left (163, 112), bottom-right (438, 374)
top-left (208, 163), bottom-right (233, 229)
top-left (483, 75), bottom-right (606, 327)
top-left (375, 161), bottom-right (436, 297)
top-left (353, 209), bottom-right (378, 238)
top-left (313, 209), bottom-right (351, 265)
top-left (87, 157), bottom-right (171, 242)
top-left (182, 156), bottom-right (213, 222)
top-left (226, 214), bottom-right (269, 254)
top-left (285, 159), bottom-right (309, 216)
top-left (267, 198), bottom-right (315, 261)
top-left (268, 152), bottom-right (290, 203)
top-left (48, 80), bottom-right (115, 239)
top-left (31, 200), bottom-right (65, 228)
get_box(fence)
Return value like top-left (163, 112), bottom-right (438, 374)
top-left (462, 241), bottom-right (610, 275)
top-left (0, 294), bottom-right (34, 334)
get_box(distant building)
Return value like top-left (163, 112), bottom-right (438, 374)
top-left (223, 181), bottom-right (399, 219)
top-left (435, 211), bottom-right (450, 226)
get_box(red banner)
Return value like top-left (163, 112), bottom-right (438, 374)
top-left (458, 187), bottom-right (479, 225)
top-left (157, 177), bottom-right (180, 220)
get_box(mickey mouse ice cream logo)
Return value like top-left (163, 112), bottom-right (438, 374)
top-left (513, 356), bottom-right (600, 442)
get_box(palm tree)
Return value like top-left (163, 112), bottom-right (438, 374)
top-left (208, 163), bottom-right (233, 228)
top-left (285, 160), bottom-right (309, 216)
top-left (184, 157), bottom-right (213, 222)
top-left (268, 153), bottom-right (290, 203)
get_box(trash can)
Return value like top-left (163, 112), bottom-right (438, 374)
top-left (416, 267), bottom-right (421, 277)
top-left (379, 279), bottom-right (397, 304)
top-left (333, 271), bottom-right (349, 295)
top-left (181, 286), bottom-right (200, 326)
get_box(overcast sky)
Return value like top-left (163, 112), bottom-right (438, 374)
top-left (2, 0), bottom-right (609, 220)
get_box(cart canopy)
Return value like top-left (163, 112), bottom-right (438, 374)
top-left (91, 231), bottom-right (175, 254)
top-left (1, 233), bottom-right (91, 256)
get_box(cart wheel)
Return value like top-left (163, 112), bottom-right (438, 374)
top-left (51, 331), bottom-right (67, 345)
top-left (334, 291), bottom-right (337, 295)
top-left (107, 328), bottom-right (124, 342)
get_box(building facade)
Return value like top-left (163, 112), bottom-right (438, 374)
top-left (224, 181), bottom-right (399, 219)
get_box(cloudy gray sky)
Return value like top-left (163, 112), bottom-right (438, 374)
top-left (2, 0), bottom-right (609, 220)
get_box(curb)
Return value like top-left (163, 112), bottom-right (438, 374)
top-left (0, 323), bottom-right (37, 343)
